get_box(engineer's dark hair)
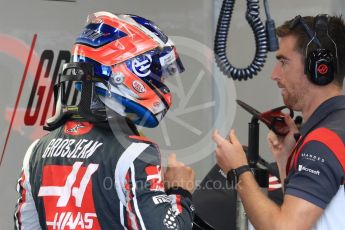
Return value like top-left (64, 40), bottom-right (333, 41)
top-left (276, 14), bottom-right (345, 87)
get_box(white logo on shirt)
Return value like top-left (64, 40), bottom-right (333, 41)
top-left (298, 164), bottom-right (320, 176)
top-left (152, 195), bottom-right (171, 204)
top-left (301, 153), bottom-right (325, 163)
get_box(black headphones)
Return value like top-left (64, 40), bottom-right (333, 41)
top-left (290, 14), bottom-right (338, 85)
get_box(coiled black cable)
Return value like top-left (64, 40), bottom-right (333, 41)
top-left (214, 0), bottom-right (278, 80)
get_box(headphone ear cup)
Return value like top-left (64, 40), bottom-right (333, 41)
top-left (306, 49), bottom-right (334, 86)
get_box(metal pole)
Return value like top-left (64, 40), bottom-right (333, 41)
top-left (236, 117), bottom-right (269, 230)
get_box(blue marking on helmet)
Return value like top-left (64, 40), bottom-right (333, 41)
top-left (95, 87), bottom-right (158, 127)
top-left (130, 15), bottom-right (168, 44)
top-left (76, 23), bottom-right (127, 48)
top-left (72, 56), bottom-right (112, 79)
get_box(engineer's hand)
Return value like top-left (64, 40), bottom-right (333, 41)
top-left (212, 129), bottom-right (248, 174)
top-left (164, 153), bottom-right (195, 193)
top-left (267, 114), bottom-right (299, 165)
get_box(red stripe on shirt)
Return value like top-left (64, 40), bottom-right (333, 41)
top-left (292, 128), bottom-right (345, 173)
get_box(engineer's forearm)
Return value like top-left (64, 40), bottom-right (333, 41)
top-left (236, 172), bottom-right (282, 230)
